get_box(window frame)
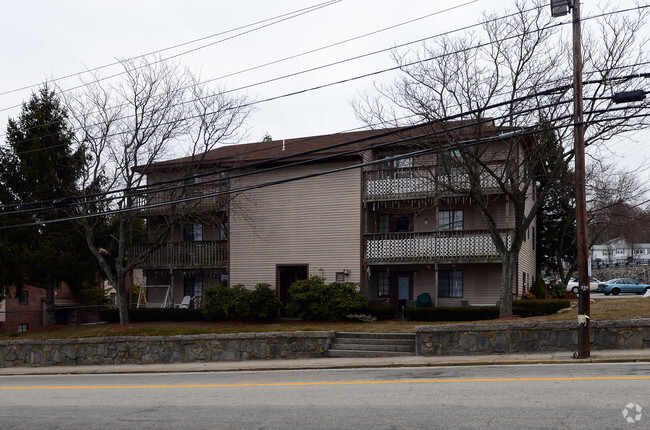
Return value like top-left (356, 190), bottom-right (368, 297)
top-left (438, 210), bottom-right (464, 232)
top-left (377, 271), bottom-right (390, 298)
top-left (438, 269), bottom-right (463, 298)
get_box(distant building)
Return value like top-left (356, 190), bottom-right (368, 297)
top-left (590, 237), bottom-right (650, 267)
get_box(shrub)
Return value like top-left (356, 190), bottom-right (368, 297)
top-left (529, 277), bottom-right (548, 299)
top-left (545, 278), bottom-right (568, 299)
top-left (203, 283), bottom-right (281, 321)
top-left (202, 284), bottom-right (234, 320)
top-left (512, 299), bottom-right (570, 317)
top-left (403, 306), bottom-right (500, 322)
top-left (363, 305), bottom-right (395, 321)
top-left (248, 283), bottom-right (281, 320)
top-left (286, 276), bottom-right (366, 321)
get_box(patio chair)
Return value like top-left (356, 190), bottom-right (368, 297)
top-left (178, 296), bottom-right (192, 309)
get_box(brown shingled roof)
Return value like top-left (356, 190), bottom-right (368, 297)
top-left (143, 121), bottom-right (519, 172)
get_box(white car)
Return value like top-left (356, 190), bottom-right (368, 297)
top-left (566, 277), bottom-right (602, 294)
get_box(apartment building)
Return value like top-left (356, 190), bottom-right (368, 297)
top-left (131, 123), bottom-right (536, 312)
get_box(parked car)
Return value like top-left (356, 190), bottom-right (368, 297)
top-left (566, 277), bottom-right (602, 294)
top-left (596, 278), bottom-right (650, 296)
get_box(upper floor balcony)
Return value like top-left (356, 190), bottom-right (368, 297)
top-left (363, 165), bottom-right (501, 202)
top-left (129, 185), bottom-right (229, 216)
top-left (130, 240), bottom-right (228, 269)
top-left (364, 229), bottom-right (512, 265)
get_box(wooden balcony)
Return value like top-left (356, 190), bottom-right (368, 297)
top-left (130, 186), bottom-right (229, 216)
top-left (130, 240), bottom-right (228, 269)
top-left (363, 166), bottom-right (500, 202)
top-left (364, 230), bottom-right (512, 264)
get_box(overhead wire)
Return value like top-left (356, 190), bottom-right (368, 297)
top-left (0, 0), bottom-right (523, 141)
top-left (6, 107), bottom-right (647, 230)
top-left (0, 0), bottom-right (343, 100)
top-left (3, 3), bottom-right (645, 151)
top-left (2, 70), bottom-right (647, 214)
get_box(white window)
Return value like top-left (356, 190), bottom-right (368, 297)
top-left (439, 210), bottom-right (463, 231)
top-left (377, 272), bottom-right (389, 298)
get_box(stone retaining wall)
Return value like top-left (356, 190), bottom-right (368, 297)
top-left (416, 319), bottom-right (650, 355)
top-left (0, 331), bottom-right (335, 368)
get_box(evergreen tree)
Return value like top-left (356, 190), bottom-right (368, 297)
top-left (0, 84), bottom-right (96, 325)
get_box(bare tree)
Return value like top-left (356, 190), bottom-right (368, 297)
top-left (62, 56), bottom-right (251, 325)
top-left (355, 0), bottom-right (649, 316)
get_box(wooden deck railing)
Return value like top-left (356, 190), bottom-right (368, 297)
top-left (129, 186), bottom-right (228, 215)
top-left (363, 166), bottom-right (501, 201)
top-left (130, 240), bottom-right (228, 269)
top-left (364, 230), bottom-right (512, 264)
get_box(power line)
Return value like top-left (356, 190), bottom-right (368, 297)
top-left (2, 77), bottom-right (580, 213)
top-left (3, 71), bottom-right (646, 213)
top-left (0, 0), bottom-right (342, 99)
top-left (2, 3), bottom-right (644, 149)
top-left (0, 0), bottom-right (514, 140)
top-left (3, 105), bottom-right (648, 230)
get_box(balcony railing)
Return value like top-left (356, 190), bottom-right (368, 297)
top-left (364, 230), bottom-right (512, 264)
top-left (363, 166), bottom-right (501, 201)
top-left (130, 240), bottom-right (228, 269)
top-left (129, 186), bottom-right (229, 215)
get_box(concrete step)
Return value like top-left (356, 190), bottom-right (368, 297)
top-left (335, 332), bottom-right (415, 340)
top-left (326, 349), bottom-right (415, 358)
top-left (327, 332), bottom-right (416, 358)
top-left (332, 338), bottom-right (415, 347)
top-left (329, 342), bottom-right (414, 353)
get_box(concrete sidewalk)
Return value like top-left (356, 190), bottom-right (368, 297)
top-left (2, 349), bottom-right (649, 376)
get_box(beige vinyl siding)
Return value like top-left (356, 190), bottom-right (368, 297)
top-left (229, 161), bottom-right (361, 289)
top-left (517, 183), bottom-right (537, 294)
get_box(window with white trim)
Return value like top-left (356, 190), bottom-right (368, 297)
top-left (438, 270), bottom-right (463, 298)
top-left (377, 272), bottom-right (390, 298)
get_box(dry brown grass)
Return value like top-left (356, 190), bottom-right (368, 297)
top-left (2, 297), bottom-right (648, 340)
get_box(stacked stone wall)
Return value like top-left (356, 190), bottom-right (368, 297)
top-left (0, 331), bottom-right (334, 368)
top-left (416, 319), bottom-right (650, 355)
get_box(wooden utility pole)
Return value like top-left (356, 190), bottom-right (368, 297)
top-left (571, 0), bottom-right (590, 359)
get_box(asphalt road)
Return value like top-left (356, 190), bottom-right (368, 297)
top-left (1, 363), bottom-right (649, 429)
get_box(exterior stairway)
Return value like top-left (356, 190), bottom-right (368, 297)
top-left (327, 332), bottom-right (416, 357)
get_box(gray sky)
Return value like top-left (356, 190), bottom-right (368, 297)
top-left (1, 0), bottom-right (648, 171)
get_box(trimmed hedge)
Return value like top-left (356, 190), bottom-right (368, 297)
top-left (99, 308), bottom-right (205, 322)
top-left (363, 305), bottom-right (395, 321)
top-left (403, 299), bottom-right (571, 321)
top-left (512, 299), bottom-right (571, 317)
top-left (403, 306), bottom-right (500, 322)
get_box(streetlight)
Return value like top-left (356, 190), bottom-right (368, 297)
top-left (550, 0), bottom-right (590, 358)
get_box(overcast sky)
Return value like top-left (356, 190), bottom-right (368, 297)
top-left (1, 0), bottom-right (648, 171)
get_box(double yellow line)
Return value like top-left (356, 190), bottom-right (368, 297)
top-left (3, 375), bottom-right (650, 390)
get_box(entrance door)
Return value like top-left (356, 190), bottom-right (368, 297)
top-left (397, 275), bottom-right (411, 312)
top-left (277, 265), bottom-right (308, 314)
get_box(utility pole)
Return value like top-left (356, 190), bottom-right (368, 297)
top-left (571, 0), bottom-right (590, 359)
top-left (551, 0), bottom-right (589, 358)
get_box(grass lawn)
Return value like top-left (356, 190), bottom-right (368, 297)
top-left (2, 297), bottom-right (648, 340)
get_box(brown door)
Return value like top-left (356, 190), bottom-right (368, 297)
top-left (277, 265), bottom-right (308, 315)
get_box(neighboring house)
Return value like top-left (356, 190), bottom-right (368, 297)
top-left (590, 237), bottom-right (650, 267)
top-left (0, 282), bottom-right (82, 334)
top-left (130, 123), bottom-right (536, 312)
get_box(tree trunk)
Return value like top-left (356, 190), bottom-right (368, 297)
top-left (115, 273), bottom-right (131, 326)
top-left (43, 280), bottom-right (57, 326)
top-left (499, 252), bottom-right (517, 318)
